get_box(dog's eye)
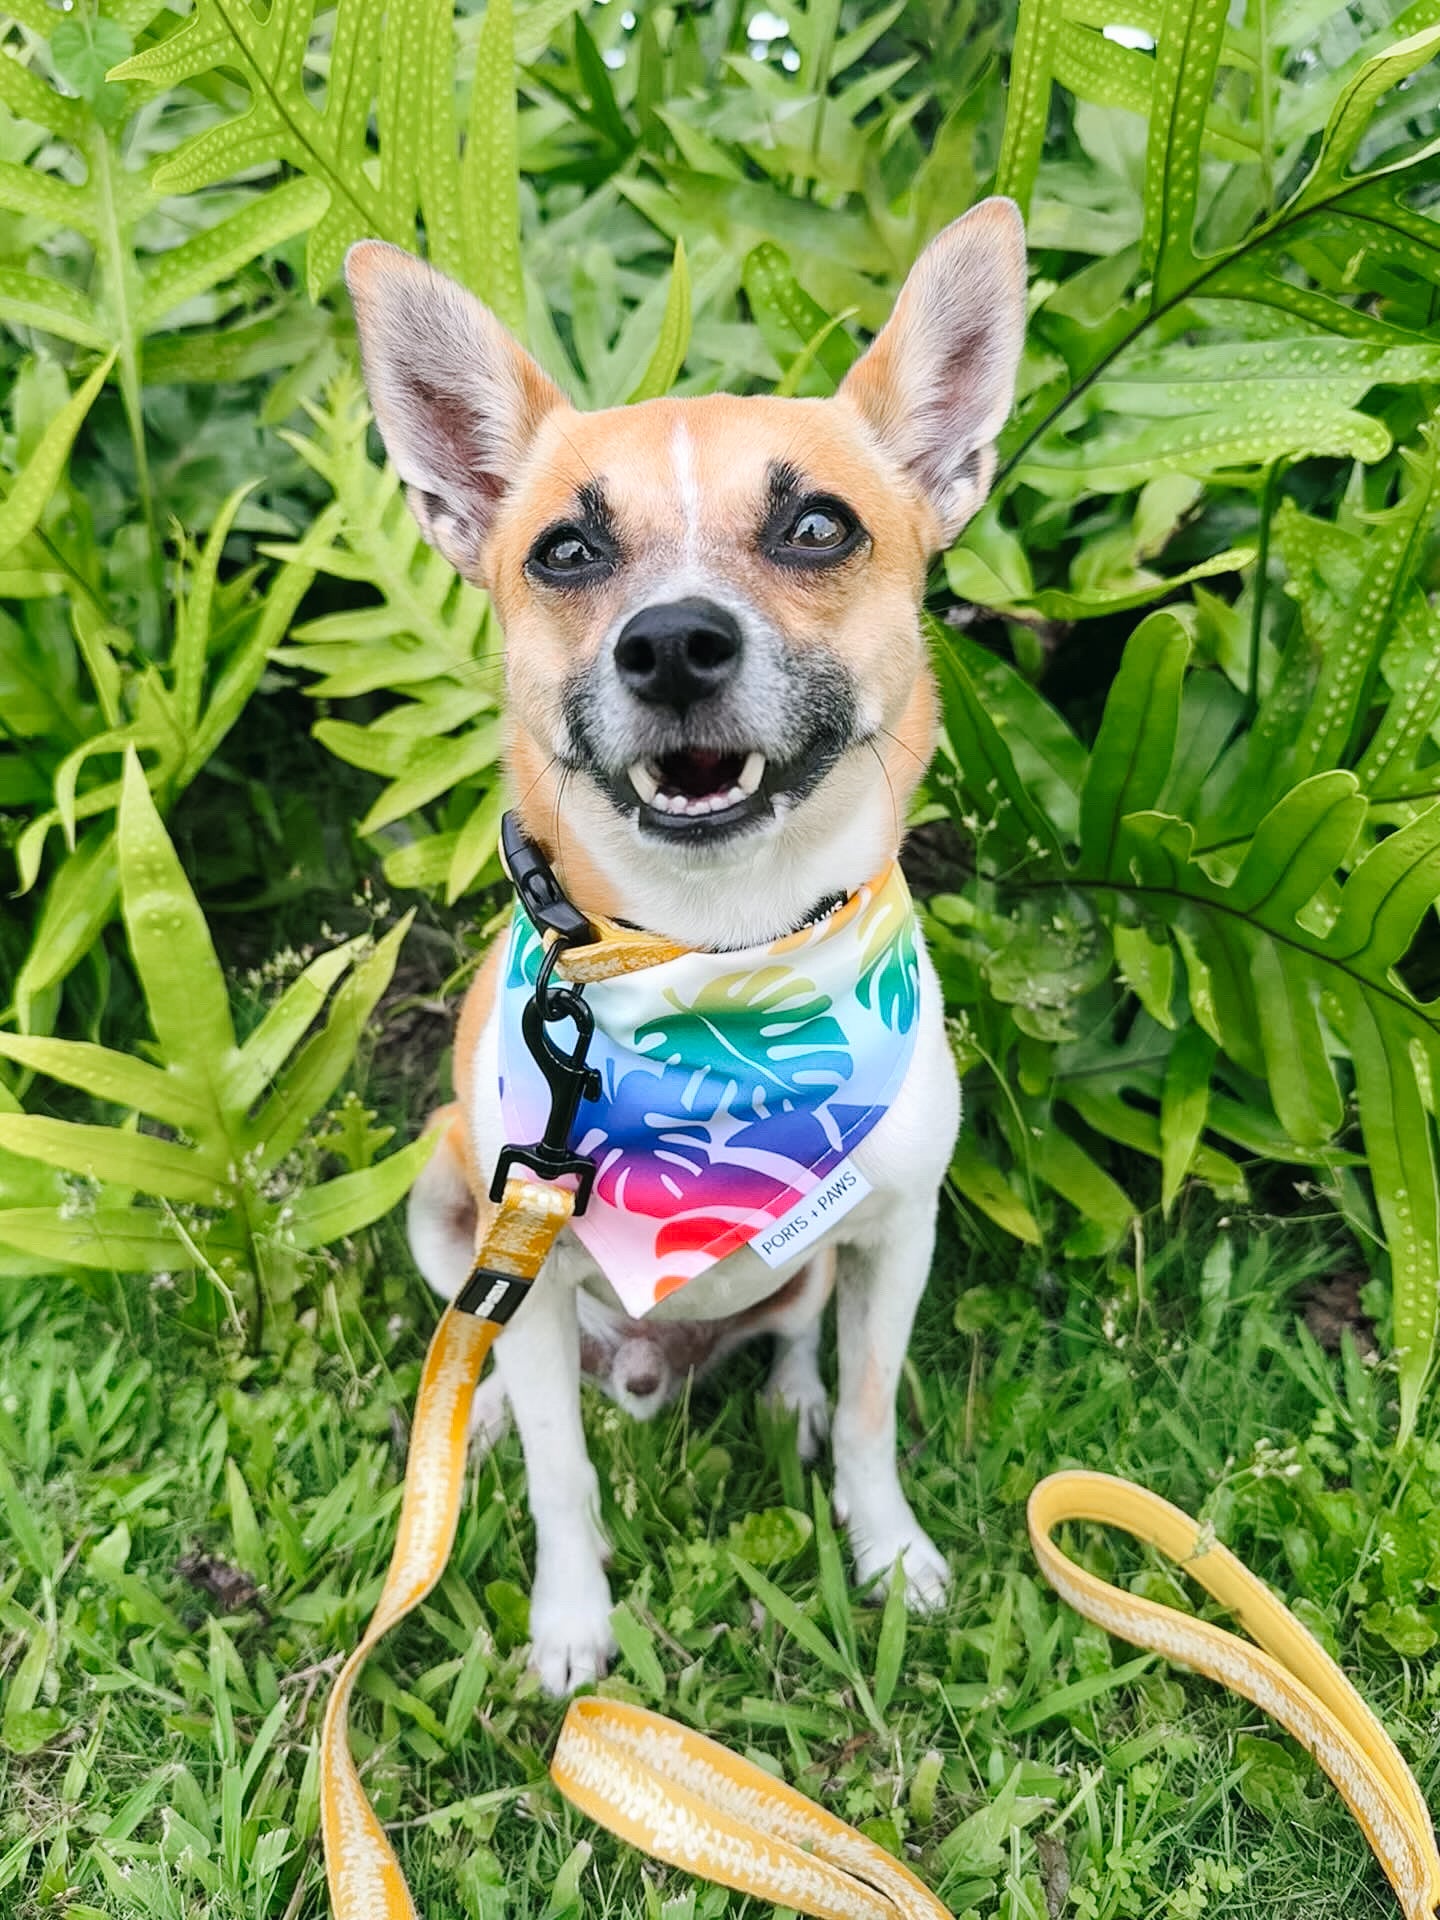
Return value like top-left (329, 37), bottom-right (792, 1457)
top-left (529, 526), bottom-right (607, 579)
top-left (772, 497), bottom-right (863, 565)
top-left (788, 507), bottom-right (850, 549)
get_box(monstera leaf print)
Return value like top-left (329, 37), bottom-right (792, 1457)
top-left (633, 965), bottom-right (853, 1110)
top-left (855, 888), bottom-right (920, 1032)
top-left (575, 1059), bottom-right (808, 1220)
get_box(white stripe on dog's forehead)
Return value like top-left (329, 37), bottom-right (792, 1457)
top-left (670, 419), bottom-right (699, 560)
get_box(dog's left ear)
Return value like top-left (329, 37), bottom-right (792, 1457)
top-left (840, 199), bottom-right (1027, 546)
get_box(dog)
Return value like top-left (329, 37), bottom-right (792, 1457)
top-left (345, 200), bottom-right (1027, 1693)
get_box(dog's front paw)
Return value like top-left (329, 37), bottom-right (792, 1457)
top-left (528, 1565), bottom-right (616, 1695)
top-left (843, 1501), bottom-right (951, 1612)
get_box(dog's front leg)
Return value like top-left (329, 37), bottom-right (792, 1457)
top-left (493, 1268), bottom-right (615, 1692)
top-left (831, 1206), bottom-right (950, 1609)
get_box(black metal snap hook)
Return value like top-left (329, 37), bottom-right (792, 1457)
top-left (488, 916), bottom-right (604, 1215)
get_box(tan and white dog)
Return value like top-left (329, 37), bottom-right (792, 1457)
top-left (345, 201), bottom-right (1027, 1694)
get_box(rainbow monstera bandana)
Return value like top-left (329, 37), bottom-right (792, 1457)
top-left (497, 865), bottom-right (922, 1317)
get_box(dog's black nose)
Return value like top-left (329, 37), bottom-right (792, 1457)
top-left (613, 599), bottom-right (742, 710)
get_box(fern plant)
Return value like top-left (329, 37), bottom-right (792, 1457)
top-left (264, 375), bottom-right (507, 902)
top-left (0, 753), bottom-right (432, 1328)
top-left (931, 465), bottom-right (1440, 1435)
top-left (6, 0), bottom-right (1426, 1424)
top-left (988, 6), bottom-right (1440, 526)
top-left (0, 0), bottom-right (327, 638)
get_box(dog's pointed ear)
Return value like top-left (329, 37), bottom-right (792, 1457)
top-left (839, 199), bottom-right (1027, 547)
top-left (345, 242), bottom-right (568, 580)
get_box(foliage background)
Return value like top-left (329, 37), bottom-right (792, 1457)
top-left (3, 0), bottom-right (1440, 1913)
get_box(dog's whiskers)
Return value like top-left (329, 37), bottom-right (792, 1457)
top-left (864, 734), bottom-right (901, 846)
top-left (875, 721), bottom-right (929, 771)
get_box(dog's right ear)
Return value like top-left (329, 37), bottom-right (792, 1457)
top-left (345, 242), bottom-right (567, 580)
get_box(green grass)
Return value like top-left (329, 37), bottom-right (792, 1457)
top-left (2, 1194), bottom-right (1434, 1919)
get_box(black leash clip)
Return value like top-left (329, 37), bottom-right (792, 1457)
top-left (489, 813), bottom-right (600, 1214)
top-left (489, 938), bottom-right (601, 1212)
top-left (457, 819), bottom-right (600, 1320)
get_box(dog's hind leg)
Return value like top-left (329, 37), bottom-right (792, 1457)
top-left (406, 1105), bottom-right (477, 1299)
top-left (759, 1247), bottom-right (835, 1462)
top-left (764, 1319), bottom-right (830, 1461)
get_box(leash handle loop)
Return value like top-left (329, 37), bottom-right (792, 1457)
top-left (1028, 1470), bottom-right (1440, 1920)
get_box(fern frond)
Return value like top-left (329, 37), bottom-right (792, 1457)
top-left (266, 377), bottom-right (505, 902)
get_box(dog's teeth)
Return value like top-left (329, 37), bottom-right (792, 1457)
top-left (737, 751), bottom-right (765, 795)
top-left (629, 760), bottom-right (660, 804)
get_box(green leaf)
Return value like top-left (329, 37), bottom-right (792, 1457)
top-left (245, 917), bottom-right (412, 1170)
top-left (873, 1566), bottom-right (907, 1719)
top-left (0, 270), bottom-right (106, 350)
top-left (950, 1143), bottom-right (1041, 1245)
top-left (2, 1625), bottom-right (65, 1755)
top-left (113, 0), bottom-right (422, 296)
top-left (118, 753), bottom-right (236, 1074)
top-left (51, 15), bottom-right (131, 120)
top-left (174, 482), bottom-right (257, 734)
top-left (608, 1602), bottom-right (666, 1700)
top-left (1160, 1025), bottom-right (1216, 1212)
top-left (284, 1131), bottom-right (437, 1248)
top-left (1020, 407), bottom-right (1391, 497)
top-left (139, 179), bottom-right (327, 328)
top-left (627, 238), bottom-right (691, 403)
top-left (1249, 940), bottom-right (1342, 1149)
top-left (1113, 923), bottom-right (1176, 1029)
top-left (1079, 609), bottom-right (1191, 878)
top-left (446, 787), bottom-right (506, 905)
top-left (961, 549), bottom-right (1253, 623)
top-left (13, 830), bottom-right (118, 1031)
top-left (225, 942), bottom-right (365, 1115)
top-left (1229, 773), bottom-right (1366, 921)
top-left (1282, 432), bottom-right (1440, 789)
top-left (464, 0), bottom-right (525, 336)
top-left (225, 1458), bottom-right (269, 1586)
top-left (1030, 1126), bottom-right (1136, 1252)
top-left (728, 1506), bottom-right (813, 1566)
top-left (1330, 804), bottom-right (1440, 969)
top-left (942, 629), bottom-right (1086, 841)
top-left (728, 1554), bottom-right (850, 1681)
top-left (1339, 985), bottom-right (1438, 1438)
top-left (0, 1458), bottom-right (60, 1578)
top-left (0, 1206), bottom-right (205, 1274)
top-left (741, 242), bottom-right (858, 391)
top-left (1295, 22), bottom-right (1440, 204)
top-left (1142, 0), bottom-right (1231, 299)
top-left (0, 1035), bottom-right (211, 1134)
top-left (0, 1116), bottom-right (225, 1204)
top-left (0, 353), bottom-right (115, 560)
top-left (994, 0), bottom-right (1065, 215)
top-left (929, 621), bottom-right (1061, 856)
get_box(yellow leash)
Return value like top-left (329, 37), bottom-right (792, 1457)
top-left (319, 1171), bottom-right (1439, 1920)
top-left (319, 856), bottom-right (1438, 1919)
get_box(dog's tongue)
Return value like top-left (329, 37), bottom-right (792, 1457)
top-left (661, 749), bottom-right (741, 798)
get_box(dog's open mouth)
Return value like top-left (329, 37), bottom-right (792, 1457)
top-left (605, 736), bottom-right (839, 842)
top-left (627, 749), bottom-right (766, 819)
